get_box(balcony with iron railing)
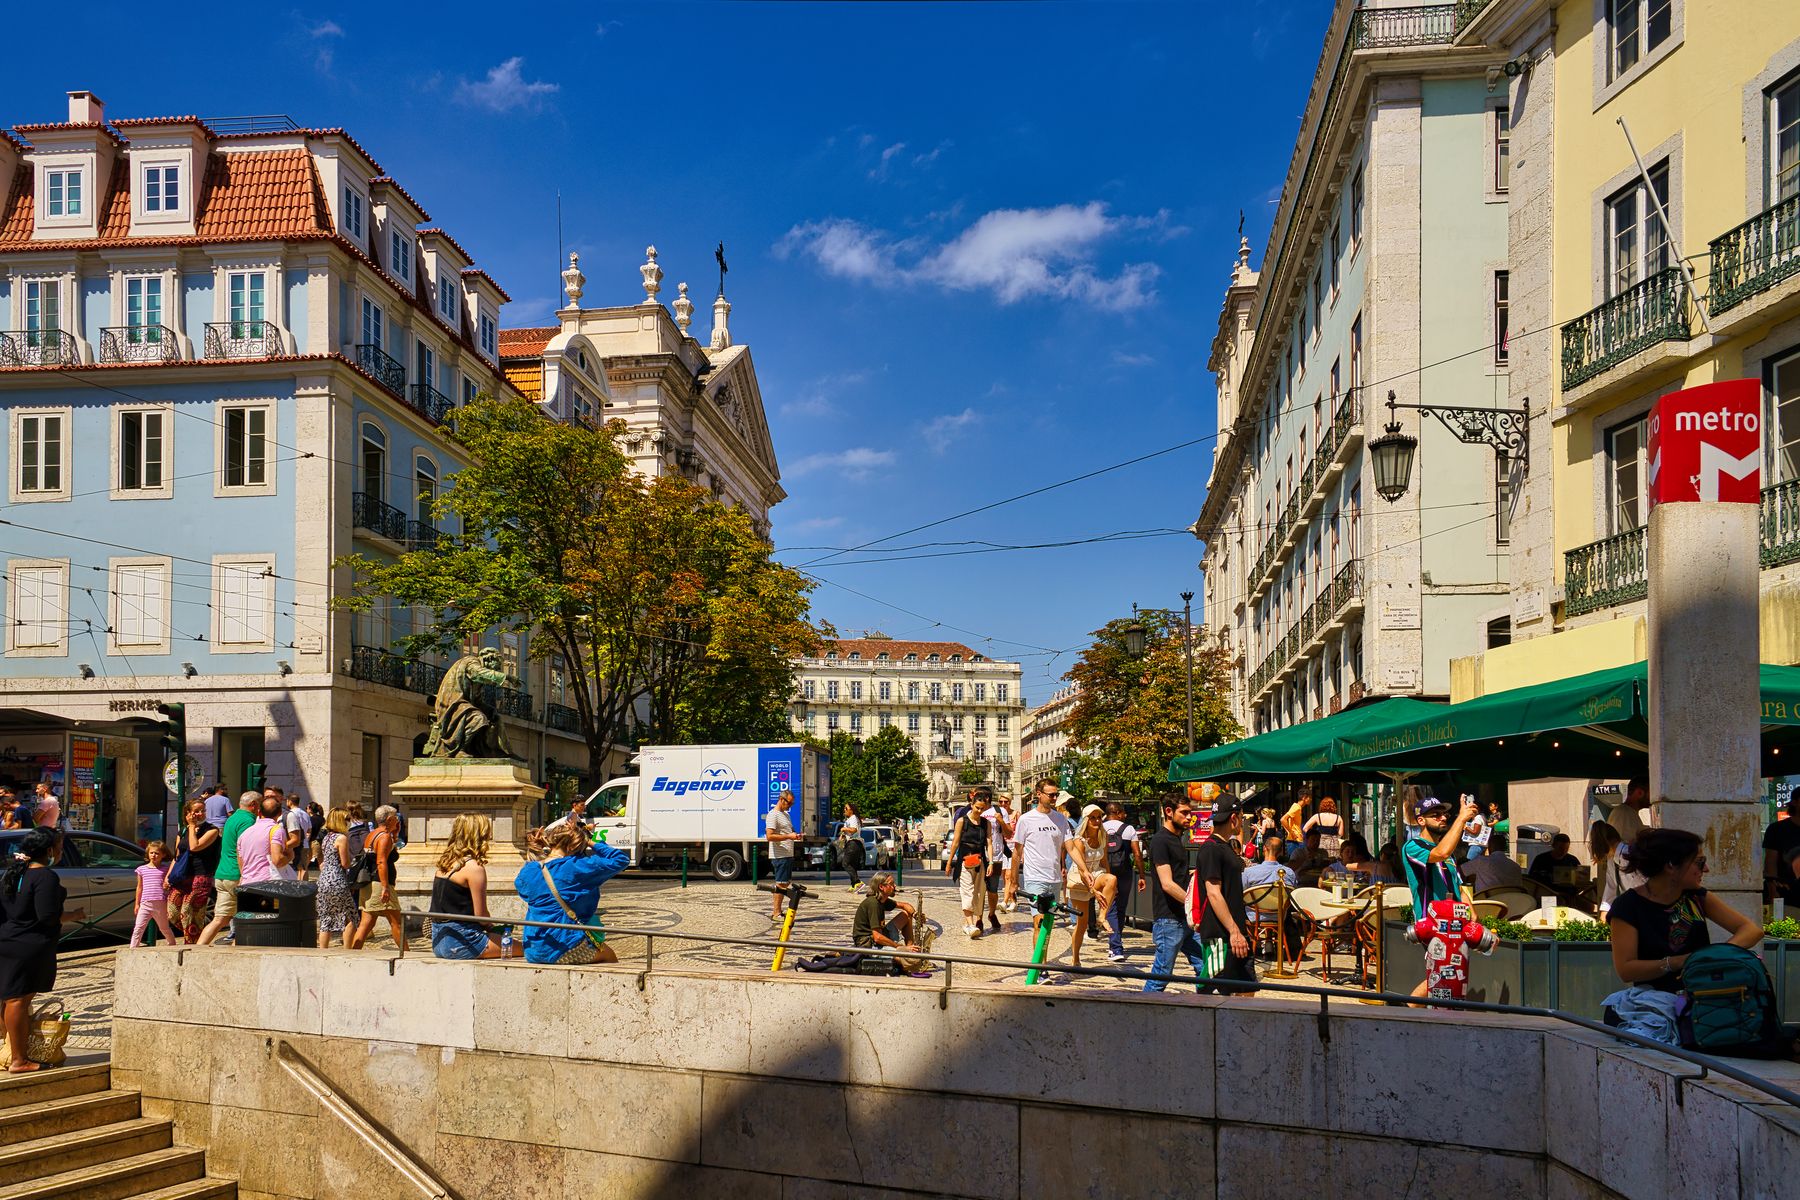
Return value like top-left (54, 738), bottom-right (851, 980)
top-left (1249, 391), bottom-right (1363, 600)
top-left (1247, 559), bottom-right (1366, 703)
top-left (204, 320), bottom-right (284, 359)
top-left (406, 519), bottom-right (446, 552)
top-left (478, 683), bottom-right (535, 721)
top-left (1560, 268), bottom-right (1691, 391)
top-left (0, 328), bottom-right (80, 367)
top-left (1355, 4), bottom-right (1458, 48)
top-left (101, 324), bottom-right (180, 363)
top-left (1565, 479), bottom-right (1800, 618)
top-left (348, 645), bottom-right (449, 697)
top-left (356, 342), bottom-right (407, 395)
top-left (545, 702), bottom-right (582, 734)
top-left (1709, 192), bottom-right (1800, 317)
top-left (352, 491), bottom-right (409, 543)
top-left (410, 381), bottom-right (455, 424)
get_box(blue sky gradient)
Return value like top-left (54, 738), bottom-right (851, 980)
top-left (7, 0), bottom-right (1332, 702)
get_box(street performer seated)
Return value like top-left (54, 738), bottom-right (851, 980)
top-left (852, 872), bottom-right (917, 950)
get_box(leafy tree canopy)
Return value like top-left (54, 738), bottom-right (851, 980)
top-left (827, 726), bottom-right (931, 824)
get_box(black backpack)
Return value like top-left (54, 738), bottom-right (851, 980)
top-left (1677, 944), bottom-right (1789, 1059)
top-left (1105, 823), bottom-right (1132, 874)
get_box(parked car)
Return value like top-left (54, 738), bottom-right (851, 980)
top-left (0, 828), bottom-right (147, 940)
top-left (804, 822), bottom-right (900, 870)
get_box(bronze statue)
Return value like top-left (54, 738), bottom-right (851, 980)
top-left (423, 647), bottom-right (519, 759)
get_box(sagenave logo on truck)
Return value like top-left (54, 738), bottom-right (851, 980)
top-left (650, 763), bottom-right (745, 798)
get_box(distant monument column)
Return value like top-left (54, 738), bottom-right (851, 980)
top-left (389, 647), bottom-right (544, 920)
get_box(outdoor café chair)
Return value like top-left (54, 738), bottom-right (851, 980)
top-left (1244, 881), bottom-right (1301, 977)
top-left (1297, 884), bottom-right (1366, 983)
top-left (1470, 899), bottom-right (1509, 924)
top-left (1480, 890), bottom-right (1539, 919)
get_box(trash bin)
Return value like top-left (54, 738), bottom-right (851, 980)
top-left (233, 879), bottom-right (319, 947)
top-left (1514, 823), bottom-right (1561, 869)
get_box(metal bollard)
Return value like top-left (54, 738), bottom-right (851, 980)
top-left (681, 849), bottom-right (688, 888)
top-left (896, 851), bottom-right (903, 887)
top-left (750, 843), bottom-right (759, 884)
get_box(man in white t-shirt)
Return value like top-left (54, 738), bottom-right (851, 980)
top-left (1006, 779), bottom-right (1075, 943)
top-left (1609, 777), bottom-right (1650, 846)
top-left (764, 789), bottom-right (801, 920)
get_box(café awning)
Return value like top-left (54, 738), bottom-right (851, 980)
top-left (1166, 697), bottom-right (1449, 783)
top-left (1332, 661), bottom-right (1800, 779)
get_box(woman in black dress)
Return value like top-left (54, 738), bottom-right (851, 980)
top-left (1607, 827), bottom-right (1761, 991)
top-left (2, 828), bottom-right (76, 1073)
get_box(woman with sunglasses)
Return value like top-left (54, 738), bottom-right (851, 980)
top-left (1607, 828), bottom-right (1761, 993)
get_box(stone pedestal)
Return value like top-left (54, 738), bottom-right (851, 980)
top-left (389, 759), bottom-right (545, 922)
top-left (1648, 502), bottom-right (1763, 923)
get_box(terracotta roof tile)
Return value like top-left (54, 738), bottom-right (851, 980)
top-left (497, 326), bottom-right (557, 357)
top-left (111, 115), bottom-right (217, 138)
top-left (418, 227), bottom-right (474, 264)
top-left (0, 129), bottom-right (27, 153)
top-left (818, 639), bottom-right (992, 662)
top-left (369, 175), bottom-right (430, 222)
top-left (194, 148), bottom-right (332, 238)
top-left (97, 157), bottom-right (129, 238)
top-left (11, 120), bottom-right (127, 147)
top-left (460, 267), bottom-right (512, 303)
top-left (0, 164), bottom-right (30, 241)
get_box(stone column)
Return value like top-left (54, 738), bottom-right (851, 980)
top-left (1647, 503), bottom-right (1763, 921)
top-left (389, 760), bottom-right (546, 922)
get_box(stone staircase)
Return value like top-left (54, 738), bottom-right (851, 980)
top-left (0, 1062), bottom-right (234, 1200)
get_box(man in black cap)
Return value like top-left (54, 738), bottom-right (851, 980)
top-left (1402, 794), bottom-right (1476, 999)
top-left (1194, 797), bottom-right (1256, 996)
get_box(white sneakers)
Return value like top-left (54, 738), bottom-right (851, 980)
top-left (962, 923), bottom-right (982, 937)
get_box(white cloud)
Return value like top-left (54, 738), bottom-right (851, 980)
top-left (868, 142), bottom-right (908, 181)
top-left (456, 58), bottom-right (559, 113)
top-left (787, 447), bottom-right (896, 481)
top-left (922, 407), bottom-right (981, 455)
top-left (779, 368), bottom-right (875, 419)
top-left (595, 19), bottom-right (623, 36)
top-left (912, 141), bottom-right (950, 167)
top-left (1112, 351), bottom-right (1155, 367)
top-left (776, 202), bottom-right (1165, 311)
top-left (310, 19), bottom-right (344, 37)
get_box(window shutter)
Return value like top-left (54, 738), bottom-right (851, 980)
top-left (218, 562), bottom-right (270, 644)
top-left (16, 567), bottom-right (63, 647)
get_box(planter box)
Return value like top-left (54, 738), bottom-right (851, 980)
top-left (1766, 939), bottom-right (1800, 1019)
top-left (1380, 921), bottom-right (1618, 1018)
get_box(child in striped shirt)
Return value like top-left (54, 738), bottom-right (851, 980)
top-left (131, 842), bottom-right (181, 946)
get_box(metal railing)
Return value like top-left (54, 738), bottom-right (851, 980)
top-left (347, 644), bottom-right (448, 697)
top-left (1764, 476), bottom-right (1800, 568)
top-left (0, 328), bottom-right (79, 366)
top-left (545, 702), bottom-right (582, 733)
top-left (356, 342), bottom-right (407, 395)
top-left (274, 1040), bottom-right (451, 1200)
top-left (1355, 4), bottom-right (1457, 48)
top-left (1563, 526), bottom-right (1648, 616)
top-left (1249, 559), bottom-right (1364, 701)
top-left (1561, 267), bottom-right (1691, 389)
top-left (351, 491), bottom-right (409, 542)
top-left (405, 519), bottom-right (445, 552)
top-left (1453, 0), bottom-right (1495, 33)
top-left (101, 324), bottom-right (179, 363)
top-left (478, 683), bottom-right (534, 720)
top-left (410, 381), bottom-right (454, 424)
top-left (1709, 192), bottom-right (1800, 316)
top-left (403, 907), bottom-right (1800, 1112)
top-left (203, 319), bottom-right (283, 359)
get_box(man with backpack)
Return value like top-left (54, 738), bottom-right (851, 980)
top-left (1101, 801), bottom-right (1146, 962)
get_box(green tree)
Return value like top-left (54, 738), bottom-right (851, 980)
top-left (828, 726), bottom-right (931, 823)
top-left (335, 396), bottom-right (824, 784)
top-left (956, 761), bottom-right (988, 786)
top-left (1065, 612), bottom-right (1241, 797)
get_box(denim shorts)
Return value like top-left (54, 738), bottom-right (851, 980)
top-left (431, 920), bottom-right (492, 960)
top-left (770, 856), bottom-right (795, 883)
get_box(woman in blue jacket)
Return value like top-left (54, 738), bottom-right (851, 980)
top-left (514, 822), bottom-right (630, 965)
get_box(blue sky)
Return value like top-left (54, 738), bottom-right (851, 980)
top-left (8, 0), bottom-right (1331, 704)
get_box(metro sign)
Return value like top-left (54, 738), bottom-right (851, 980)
top-left (1647, 378), bottom-right (1761, 510)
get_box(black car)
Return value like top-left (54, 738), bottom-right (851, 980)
top-left (0, 828), bottom-right (147, 939)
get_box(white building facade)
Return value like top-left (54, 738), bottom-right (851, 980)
top-left (1020, 685), bottom-right (1079, 796)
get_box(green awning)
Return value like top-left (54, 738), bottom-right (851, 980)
top-left (1166, 697), bottom-right (1448, 783)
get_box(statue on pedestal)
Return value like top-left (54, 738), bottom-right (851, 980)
top-left (423, 647), bottom-right (519, 760)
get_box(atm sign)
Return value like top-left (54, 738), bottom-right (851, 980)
top-left (1647, 378), bottom-right (1761, 510)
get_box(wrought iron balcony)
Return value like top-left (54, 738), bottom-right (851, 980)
top-left (1563, 526), bottom-right (1647, 617)
top-left (356, 342), bottom-right (407, 395)
top-left (101, 324), bottom-right (179, 363)
top-left (1247, 559), bottom-right (1364, 703)
top-left (1765, 477), bottom-right (1800, 569)
top-left (1709, 193), bottom-right (1800, 317)
top-left (406, 520), bottom-right (446, 552)
top-left (351, 491), bottom-right (409, 542)
top-left (204, 319), bottom-right (283, 359)
top-left (1560, 268), bottom-right (1691, 390)
top-left (545, 702), bottom-right (582, 734)
top-left (1354, 4), bottom-right (1457, 48)
top-left (348, 644), bottom-right (448, 697)
top-left (410, 382), bottom-right (454, 424)
top-left (1453, 0), bottom-right (1495, 33)
top-left (0, 328), bottom-right (79, 367)
top-left (478, 684), bottom-right (534, 721)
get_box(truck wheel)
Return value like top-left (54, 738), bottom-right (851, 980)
top-left (710, 848), bottom-right (745, 882)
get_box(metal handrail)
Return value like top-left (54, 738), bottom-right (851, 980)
top-left (272, 1039), bottom-right (452, 1200)
top-left (409, 907), bottom-right (1800, 1111)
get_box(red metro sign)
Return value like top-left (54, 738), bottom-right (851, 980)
top-left (1647, 378), bottom-right (1761, 510)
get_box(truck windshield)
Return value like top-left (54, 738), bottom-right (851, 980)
top-left (592, 786), bottom-right (629, 818)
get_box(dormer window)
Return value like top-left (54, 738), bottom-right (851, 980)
top-left (342, 187), bottom-right (365, 238)
top-left (950, 654), bottom-right (963, 662)
top-left (46, 169), bottom-right (83, 217)
top-left (142, 164), bottom-right (179, 213)
top-left (438, 276), bottom-right (458, 320)
top-left (478, 312), bottom-right (497, 357)
top-left (876, 653), bottom-right (889, 661)
top-left (905, 653), bottom-right (918, 662)
top-left (825, 651), bottom-right (838, 660)
top-left (928, 654), bottom-right (940, 663)
top-left (389, 228), bottom-right (413, 283)
top-left (849, 652), bottom-right (861, 661)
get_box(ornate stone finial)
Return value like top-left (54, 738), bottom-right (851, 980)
top-left (673, 282), bottom-right (693, 335)
top-left (640, 245), bottom-right (662, 305)
top-left (710, 292), bottom-right (732, 351)
top-left (1237, 236), bottom-right (1251, 269)
top-left (561, 252), bottom-right (585, 310)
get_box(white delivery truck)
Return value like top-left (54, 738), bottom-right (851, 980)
top-left (586, 743), bottom-right (831, 881)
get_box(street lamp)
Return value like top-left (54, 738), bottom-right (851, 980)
top-left (1123, 621), bottom-right (1147, 657)
top-left (1180, 591), bottom-right (1196, 755)
top-left (1369, 389), bottom-right (1528, 503)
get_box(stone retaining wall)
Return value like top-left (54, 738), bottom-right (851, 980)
top-left (110, 947), bottom-right (1799, 1199)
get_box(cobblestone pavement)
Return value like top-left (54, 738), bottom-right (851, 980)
top-left (53, 870), bottom-right (1358, 1055)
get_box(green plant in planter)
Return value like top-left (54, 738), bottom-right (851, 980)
top-left (1764, 916), bottom-right (1800, 940)
top-left (1489, 918), bottom-right (1534, 942)
top-left (1553, 919), bottom-right (1611, 942)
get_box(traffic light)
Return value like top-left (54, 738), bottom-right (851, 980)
top-left (154, 701), bottom-right (187, 798)
top-left (246, 762), bottom-right (266, 792)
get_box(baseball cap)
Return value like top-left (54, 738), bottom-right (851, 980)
top-left (1079, 802), bottom-right (1105, 821)
top-left (1416, 796), bottom-right (1452, 816)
